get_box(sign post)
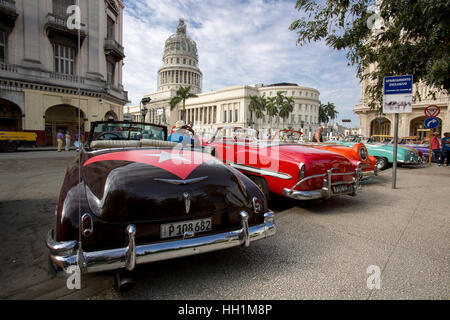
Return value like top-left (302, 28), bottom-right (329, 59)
top-left (383, 75), bottom-right (413, 189)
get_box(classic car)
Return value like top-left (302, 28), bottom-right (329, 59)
top-left (46, 121), bottom-right (276, 291)
top-left (396, 136), bottom-right (436, 163)
top-left (270, 130), bottom-right (378, 179)
top-left (337, 136), bottom-right (423, 170)
top-left (203, 126), bottom-right (361, 202)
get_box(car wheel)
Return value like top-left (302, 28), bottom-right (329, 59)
top-left (248, 175), bottom-right (270, 205)
top-left (376, 157), bottom-right (388, 170)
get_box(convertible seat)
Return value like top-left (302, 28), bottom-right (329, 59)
top-left (140, 139), bottom-right (178, 148)
top-left (90, 139), bottom-right (178, 150)
top-left (90, 140), bottom-right (141, 149)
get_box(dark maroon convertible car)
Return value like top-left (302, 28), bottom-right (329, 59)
top-left (46, 121), bottom-right (276, 290)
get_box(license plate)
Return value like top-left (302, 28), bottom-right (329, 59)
top-left (160, 218), bottom-right (212, 239)
top-left (332, 184), bottom-right (350, 194)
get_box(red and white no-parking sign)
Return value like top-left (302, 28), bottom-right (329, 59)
top-left (424, 105), bottom-right (440, 117)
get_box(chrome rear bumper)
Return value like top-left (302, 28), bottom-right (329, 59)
top-left (283, 166), bottom-right (361, 200)
top-left (47, 211), bottom-right (276, 274)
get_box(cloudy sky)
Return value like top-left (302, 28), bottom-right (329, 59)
top-left (122, 0), bottom-right (362, 125)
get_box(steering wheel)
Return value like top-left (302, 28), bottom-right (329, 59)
top-left (96, 132), bottom-right (122, 140)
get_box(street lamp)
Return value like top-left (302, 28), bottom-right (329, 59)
top-left (140, 97), bottom-right (151, 122)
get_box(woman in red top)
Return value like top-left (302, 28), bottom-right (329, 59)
top-left (431, 132), bottom-right (442, 166)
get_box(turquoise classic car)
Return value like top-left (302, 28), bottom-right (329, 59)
top-left (335, 136), bottom-right (423, 170)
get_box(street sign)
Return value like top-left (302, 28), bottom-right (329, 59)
top-left (342, 119), bottom-right (351, 123)
top-left (383, 75), bottom-right (413, 114)
top-left (424, 105), bottom-right (440, 118)
top-left (383, 75), bottom-right (413, 189)
top-left (424, 117), bottom-right (440, 129)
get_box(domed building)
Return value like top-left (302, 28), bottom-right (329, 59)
top-left (158, 19), bottom-right (202, 93)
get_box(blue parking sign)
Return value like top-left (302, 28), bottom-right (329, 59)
top-left (424, 117), bottom-right (440, 129)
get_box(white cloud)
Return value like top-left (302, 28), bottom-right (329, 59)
top-left (122, 0), bottom-right (362, 124)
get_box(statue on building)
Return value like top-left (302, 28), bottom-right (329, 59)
top-left (176, 19), bottom-right (186, 35)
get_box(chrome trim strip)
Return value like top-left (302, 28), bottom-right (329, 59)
top-left (229, 163), bottom-right (292, 180)
top-left (47, 211), bottom-right (276, 274)
top-left (154, 176), bottom-right (208, 185)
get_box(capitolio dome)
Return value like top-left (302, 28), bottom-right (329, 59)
top-left (158, 19), bottom-right (202, 93)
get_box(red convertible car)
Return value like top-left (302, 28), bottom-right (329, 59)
top-left (270, 130), bottom-right (378, 179)
top-left (203, 127), bottom-right (361, 202)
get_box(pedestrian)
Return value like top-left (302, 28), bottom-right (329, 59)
top-left (65, 131), bottom-right (71, 151)
top-left (441, 132), bottom-right (450, 166)
top-left (74, 132), bottom-right (81, 151)
top-left (56, 130), bottom-right (64, 152)
top-left (312, 126), bottom-right (324, 142)
top-left (431, 132), bottom-right (442, 166)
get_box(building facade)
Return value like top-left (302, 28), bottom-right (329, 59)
top-left (127, 19), bottom-right (320, 139)
top-left (0, 0), bottom-right (128, 146)
top-left (355, 79), bottom-right (449, 140)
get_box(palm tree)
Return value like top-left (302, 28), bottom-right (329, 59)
top-left (266, 96), bottom-right (278, 135)
top-left (325, 102), bottom-right (339, 123)
top-left (249, 95), bottom-right (268, 129)
top-left (279, 96), bottom-right (294, 127)
top-left (169, 86), bottom-right (198, 122)
top-left (319, 103), bottom-right (330, 124)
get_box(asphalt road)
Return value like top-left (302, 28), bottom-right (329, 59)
top-left (0, 151), bottom-right (448, 299)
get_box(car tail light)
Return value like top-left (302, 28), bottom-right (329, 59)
top-left (298, 162), bottom-right (305, 180)
top-left (252, 197), bottom-right (261, 214)
top-left (82, 213), bottom-right (93, 237)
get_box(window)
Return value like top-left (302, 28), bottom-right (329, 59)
top-left (177, 58), bottom-right (180, 64)
top-left (229, 110), bottom-right (232, 123)
top-left (298, 115), bottom-right (302, 123)
top-left (107, 16), bottom-right (115, 39)
top-left (107, 61), bottom-right (115, 84)
top-left (54, 44), bottom-right (75, 75)
top-left (53, 0), bottom-right (74, 17)
top-left (291, 115), bottom-right (295, 124)
top-left (183, 58), bottom-right (186, 64)
top-left (0, 31), bottom-right (6, 62)
top-left (223, 110), bottom-right (227, 123)
top-left (292, 91), bottom-right (295, 96)
top-left (235, 109), bottom-right (238, 122)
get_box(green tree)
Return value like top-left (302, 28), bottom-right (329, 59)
top-left (319, 103), bottom-right (330, 124)
top-left (249, 95), bottom-right (267, 128)
top-left (169, 86), bottom-right (198, 122)
top-left (325, 102), bottom-right (339, 123)
top-left (279, 96), bottom-right (295, 127)
top-left (266, 97), bottom-right (279, 134)
top-left (289, 0), bottom-right (450, 110)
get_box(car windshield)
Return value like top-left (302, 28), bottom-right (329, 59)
top-left (271, 130), bottom-right (302, 141)
top-left (210, 127), bottom-right (258, 143)
top-left (91, 122), bottom-right (166, 141)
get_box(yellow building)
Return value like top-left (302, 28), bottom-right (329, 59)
top-left (0, 0), bottom-right (128, 146)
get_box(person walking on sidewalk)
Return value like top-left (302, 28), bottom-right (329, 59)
top-left (65, 131), bottom-right (71, 151)
top-left (441, 132), bottom-right (450, 166)
top-left (431, 132), bottom-right (442, 166)
top-left (56, 130), bottom-right (64, 152)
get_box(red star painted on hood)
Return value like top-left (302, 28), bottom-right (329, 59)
top-left (83, 149), bottom-right (217, 179)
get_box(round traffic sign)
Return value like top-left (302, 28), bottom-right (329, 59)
top-left (424, 117), bottom-right (440, 129)
top-left (424, 105), bottom-right (440, 117)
